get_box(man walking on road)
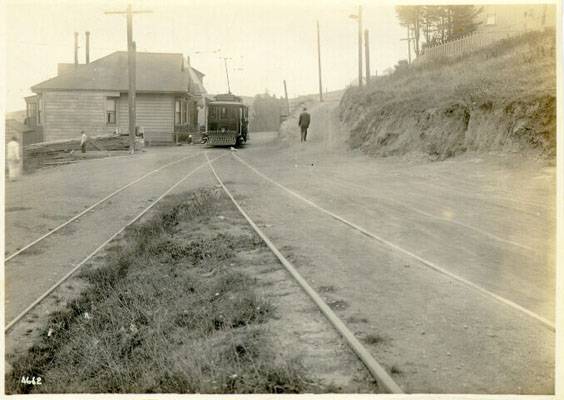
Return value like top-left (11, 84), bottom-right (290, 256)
top-left (80, 131), bottom-right (87, 153)
top-left (298, 107), bottom-right (311, 143)
top-left (6, 136), bottom-right (21, 182)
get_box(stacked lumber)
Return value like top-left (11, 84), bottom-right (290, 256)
top-left (23, 134), bottom-right (130, 171)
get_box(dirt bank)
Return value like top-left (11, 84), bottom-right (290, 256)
top-left (338, 30), bottom-right (556, 160)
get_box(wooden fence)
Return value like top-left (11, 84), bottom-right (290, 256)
top-left (416, 30), bottom-right (523, 63)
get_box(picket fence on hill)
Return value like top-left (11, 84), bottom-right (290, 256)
top-left (416, 30), bottom-right (525, 63)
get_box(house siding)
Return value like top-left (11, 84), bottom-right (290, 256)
top-left (118, 93), bottom-right (175, 144)
top-left (42, 91), bottom-right (118, 142)
top-left (40, 91), bottom-right (180, 144)
top-left (478, 5), bottom-right (556, 33)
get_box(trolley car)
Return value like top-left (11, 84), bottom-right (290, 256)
top-left (203, 93), bottom-right (249, 146)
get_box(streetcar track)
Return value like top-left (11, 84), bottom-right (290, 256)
top-left (231, 153), bottom-right (555, 331)
top-left (357, 162), bottom-right (549, 211)
top-left (387, 172), bottom-right (548, 211)
top-left (5, 151), bottom-right (204, 263)
top-left (205, 152), bottom-right (404, 394)
top-left (5, 153), bottom-right (226, 333)
top-left (395, 178), bottom-right (546, 217)
top-left (315, 174), bottom-right (534, 252)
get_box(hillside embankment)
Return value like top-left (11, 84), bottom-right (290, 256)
top-left (338, 30), bottom-right (556, 160)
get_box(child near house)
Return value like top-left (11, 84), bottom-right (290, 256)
top-left (6, 136), bottom-right (21, 182)
top-left (80, 131), bottom-right (87, 153)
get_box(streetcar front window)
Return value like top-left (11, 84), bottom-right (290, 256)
top-left (209, 107), bottom-right (217, 119)
top-left (220, 107), bottom-right (228, 120)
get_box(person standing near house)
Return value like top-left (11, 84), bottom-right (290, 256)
top-left (80, 131), bottom-right (87, 153)
top-left (298, 107), bottom-right (311, 143)
top-left (7, 136), bottom-right (21, 182)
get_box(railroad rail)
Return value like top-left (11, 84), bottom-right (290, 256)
top-left (5, 153), bottom-right (227, 332)
top-left (5, 151), bottom-right (204, 263)
top-left (315, 174), bottom-right (534, 252)
top-left (206, 152), bottom-right (404, 394)
top-left (231, 153), bottom-right (555, 332)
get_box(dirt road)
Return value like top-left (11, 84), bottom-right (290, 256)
top-left (210, 103), bottom-right (555, 393)
top-left (4, 104), bottom-right (556, 393)
top-left (4, 147), bottom-right (224, 322)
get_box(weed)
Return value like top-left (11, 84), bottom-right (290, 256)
top-left (363, 334), bottom-right (385, 345)
top-left (390, 366), bottom-right (402, 375)
top-left (7, 188), bottom-right (316, 394)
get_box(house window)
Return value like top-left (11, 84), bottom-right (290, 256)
top-left (106, 98), bottom-right (116, 124)
top-left (25, 102), bottom-right (34, 126)
top-left (181, 101), bottom-right (187, 124)
top-left (37, 97), bottom-right (43, 125)
top-left (486, 14), bottom-right (496, 25)
top-left (542, 8), bottom-right (547, 25)
top-left (175, 100), bottom-right (181, 125)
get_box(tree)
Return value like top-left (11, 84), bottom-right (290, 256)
top-left (450, 5), bottom-right (483, 39)
top-left (399, 5), bottom-right (482, 51)
top-left (250, 93), bottom-right (285, 132)
top-left (395, 6), bottom-right (423, 56)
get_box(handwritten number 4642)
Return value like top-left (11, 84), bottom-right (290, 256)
top-left (21, 376), bottom-right (42, 385)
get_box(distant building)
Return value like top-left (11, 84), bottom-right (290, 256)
top-left (477, 4), bottom-right (556, 34)
top-left (416, 5), bottom-right (556, 64)
top-left (25, 52), bottom-right (206, 144)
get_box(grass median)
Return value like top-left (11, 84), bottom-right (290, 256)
top-left (7, 187), bottom-right (316, 394)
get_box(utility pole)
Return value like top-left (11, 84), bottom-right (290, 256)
top-left (85, 31), bottom-right (90, 64)
top-left (74, 32), bottom-right (79, 67)
top-left (222, 57), bottom-right (232, 93)
top-left (407, 26), bottom-right (411, 64)
top-left (317, 20), bottom-right (323, 102)
top-left (364, 29), bottom-right (370, 84)
top-left (283, 80), bottom-right (289, 115)
top-left (358, 5), bottom-right (363, 86)
top-left (349, 6), bottom-right (363, 86)
top-left (400, 26), bottom-right (413, 64)
top-left (105, 3), bottom-right (152, 154)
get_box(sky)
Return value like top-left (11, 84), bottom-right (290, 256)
top-left (3, 0), bottom-right (408, 112)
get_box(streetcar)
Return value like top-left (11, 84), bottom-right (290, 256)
top-left (202, 93), bottom-right (249, 146)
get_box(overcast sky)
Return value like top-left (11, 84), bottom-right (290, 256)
top-left (4, 0), bottom-right (408, 112)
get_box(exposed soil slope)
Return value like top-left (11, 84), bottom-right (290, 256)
top-left (338, 30), bottom-right (556, 160)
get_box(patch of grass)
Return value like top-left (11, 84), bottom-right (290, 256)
top-left (363, 334), bottom-right (385, 345)
top-left (7, 188), bottom-right (315, 394)
top-left (318, 285), bottom-right (336, 293)
top-left (390, 366), bottom-right (402, 375)
top-left (347, 316), bottom-right (369, 324)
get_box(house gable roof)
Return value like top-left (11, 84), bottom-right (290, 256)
top-left (32, 52), bottom-right (206, 95)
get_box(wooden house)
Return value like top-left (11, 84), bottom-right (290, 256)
top-left (25, 52), bottom-right (206, 145)
top-left (478, 4), bottom-right (556, 34)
